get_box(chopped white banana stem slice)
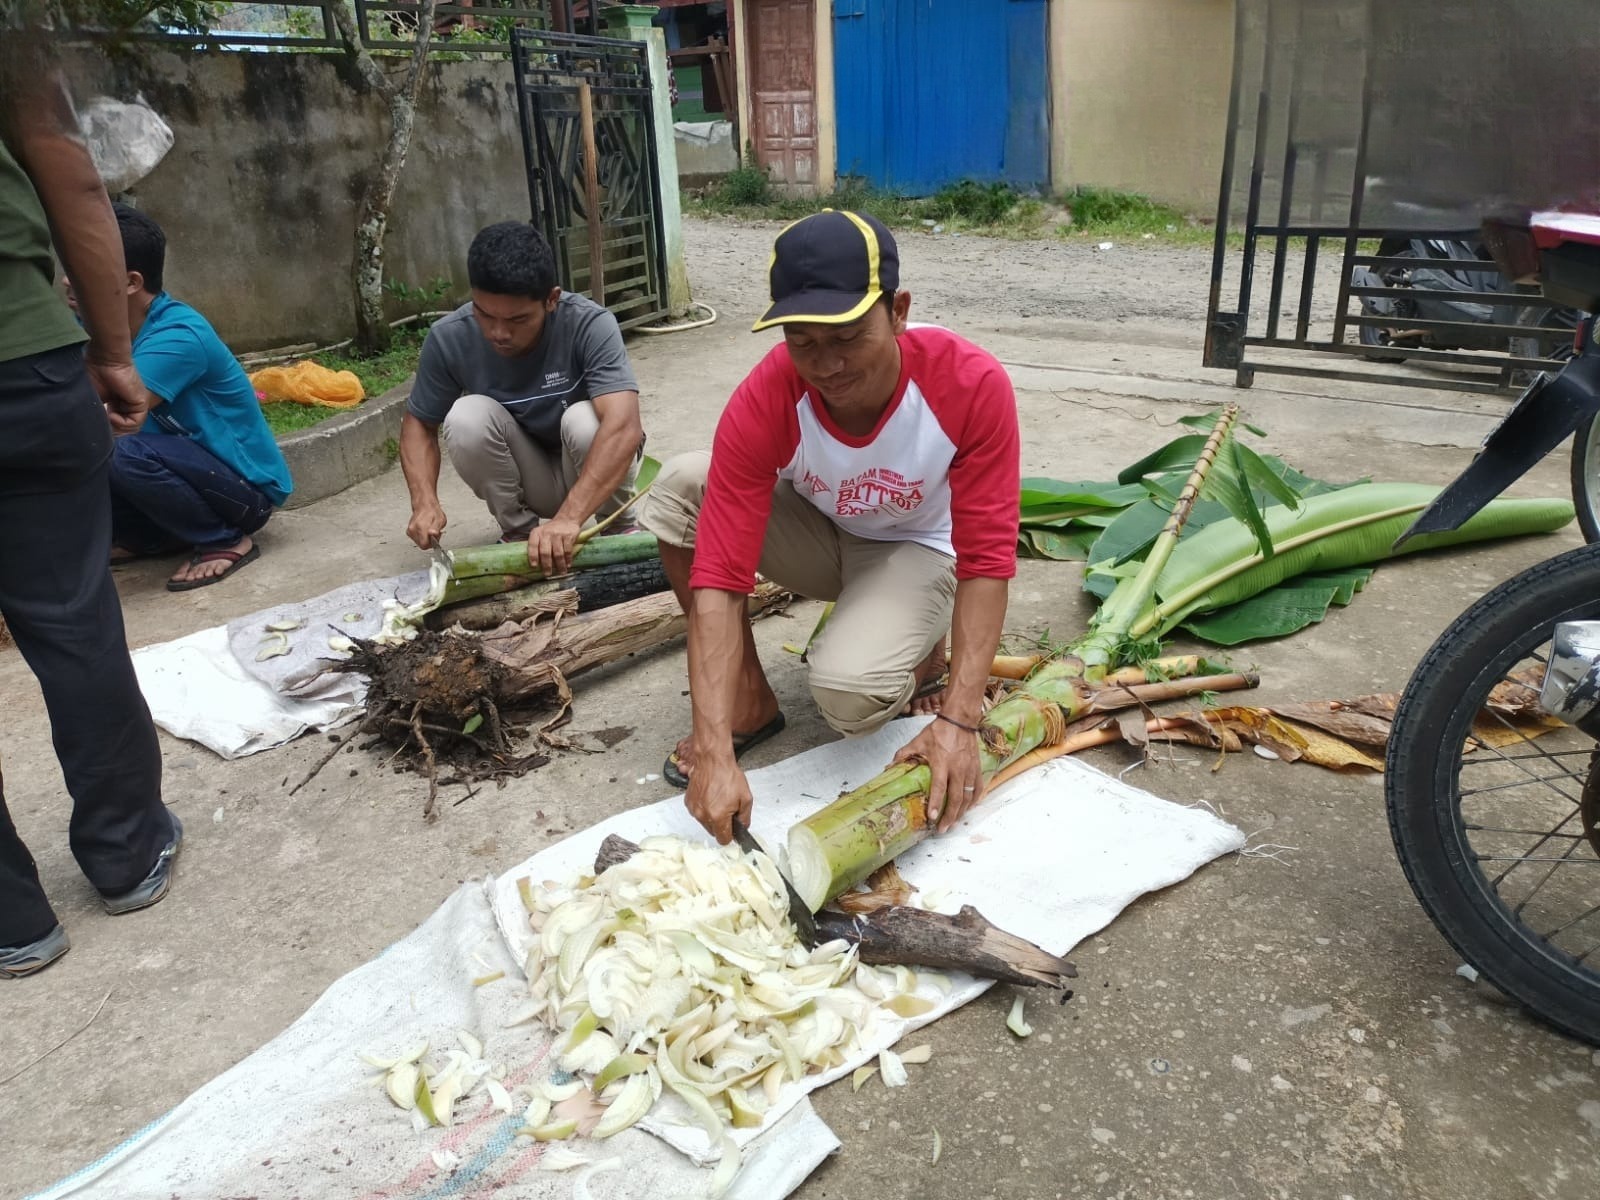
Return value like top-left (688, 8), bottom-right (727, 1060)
top-left (431, 1149), bottom-right (461, 1171)
top-left (851, 1065), bottom-right (877, 1091)
top-left (538, 1077), bottom-right (584, 1103)
top-left (522, 1095), bottom-right (551, 1129)
top-left (931, 1129), bottom-right (942, 1164)
top-left (385, 1063), bottom-right (419, 1110)
top-left (265, 619), bottom-right (302, 632)
top-left (879, 1048), bottom-right (908, 1088)
top-left (538, 1148), bottom-right (591, 1171)
top-left (255, 634), bottom-right (291, 661)
top-left (484, 1077), bottom-right (515, 1114)
top-left (592, 1068), bottom-right (655, 1138)
top-left (709, 1136), bottom-right (742, 1198)
top-left (1006, 995), bottom-right (1033, 1038)
top-left (898, 1044), bottom-right (933, 1065)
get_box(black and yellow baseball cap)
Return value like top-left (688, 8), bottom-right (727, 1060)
top-left (751, 209), bottom-right (900, 332)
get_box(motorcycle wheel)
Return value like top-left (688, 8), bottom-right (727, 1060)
top-left (1508, 304), bottom-right (1580, 389)
top-left (1570, 414), bottom-right (1600, 545)
top-left (1386, 542), bottom-right (1600, 1045)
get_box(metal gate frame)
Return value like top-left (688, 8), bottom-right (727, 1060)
top-left (510, 28), bottom-right (669, 330)
top-left (1203, 0), bottom-right (1576, 395)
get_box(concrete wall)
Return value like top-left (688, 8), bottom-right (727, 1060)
top-left (64, 48), bottom-right (530, 350)
top-left (1050, 0), bottom-right (1234, 212)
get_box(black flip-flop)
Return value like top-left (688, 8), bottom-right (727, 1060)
top-left (663, 712), bottom-right (787, 788)
top-left (167, 543), bottom-right (261, 592)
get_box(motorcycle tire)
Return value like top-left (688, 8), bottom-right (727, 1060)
top-left (1386, 542), bottom-right (1600, 1046)
top-left (1571, 414), bottom-right (1600, 545)
top-left (1508, 303), bottom-right (1580, 389)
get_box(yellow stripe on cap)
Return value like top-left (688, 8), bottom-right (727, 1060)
top-left (750, 209), bottom-right (885, 331)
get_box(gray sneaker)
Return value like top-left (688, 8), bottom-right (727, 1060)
top-left (103, 813), bottom-right (184, 915)
top-left (0, 924), bottom-right (70, 978)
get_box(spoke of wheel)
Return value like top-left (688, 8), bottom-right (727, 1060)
top-left (1471, 705), bottom-right (1583, 805)
top-left (1510, 817), bottom-right (1596, 919)
top-left (1473, 854), bottom-right (1600, 866)
top-left (1461, 771), bottom-right (1593, 799)
top-left (1464, 824), bottom-right (1586, 839)
top-left (1461, 747), bottom-right (1594, 768)
top-left (1461, 697), bottom-right (1587, 891)
top-left (1543, 899), bottom-right (1600, 946)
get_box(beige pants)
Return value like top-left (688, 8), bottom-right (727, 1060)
top-left (443, 394), bottom-right (638, 536)
top-left (640, 450), bottom-right (955, 737)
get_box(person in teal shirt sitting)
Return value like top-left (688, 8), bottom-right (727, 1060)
top-left (70, 205), bottom-right (293, 590)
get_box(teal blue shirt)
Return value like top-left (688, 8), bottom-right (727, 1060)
top-left (134, 293), bottom-right (292, 506)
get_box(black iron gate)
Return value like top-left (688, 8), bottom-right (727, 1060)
top-left (1204, 0), bottom-right (1599, 395)
top-left (511, 28), bottom-right (668, 330)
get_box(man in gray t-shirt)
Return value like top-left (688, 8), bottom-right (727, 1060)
top-left (401, 221), bottom-right (645, 575)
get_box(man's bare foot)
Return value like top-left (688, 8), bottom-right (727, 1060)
top-left (167, 535), bottom-right (256, 588)
top-left (905, 639), bottom-right (949, 716)
top-left (109, 545), bottom-right (140, 565)
top-left (669, 693), bottom-right (782, 781)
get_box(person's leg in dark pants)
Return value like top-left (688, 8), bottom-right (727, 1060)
top-left (0, 345), bottom-right (171, 953)
top-left (109, 434), bottom-right (273, 586)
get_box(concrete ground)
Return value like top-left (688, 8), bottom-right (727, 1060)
top-left (5, 219), bottom-right (1599, 1199)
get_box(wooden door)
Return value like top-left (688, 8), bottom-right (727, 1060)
top-left (745, 0), bottom-right (817, 190)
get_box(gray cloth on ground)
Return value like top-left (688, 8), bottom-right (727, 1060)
top-left (224, 569), bottom-right (434, 701)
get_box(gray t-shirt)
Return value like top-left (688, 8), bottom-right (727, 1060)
top-left (407, 293), bottom-right (638, 447)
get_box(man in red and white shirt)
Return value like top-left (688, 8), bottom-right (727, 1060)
top-left (640, 210), bottom-right (1020, 844)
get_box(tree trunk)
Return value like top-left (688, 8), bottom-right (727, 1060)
top-left (331, 0), bottom-right (438, 355)
top-left (479, 582), bottom-right (789, 703)
top-left (591, 835), bottom-right (1076, 989)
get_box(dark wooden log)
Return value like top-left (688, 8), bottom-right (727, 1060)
top-left (813, 905), bottom-right (1077, 988)
top-left (592, 835), bottom-right (1076, 988)
top-left (428, 558), bottom-right (671, 631)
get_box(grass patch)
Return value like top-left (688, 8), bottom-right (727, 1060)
top-left (317, 327), bottom-right (428, 398)
top-left (1057, 185), bottom-right (1210, 245)
top-left (257, 326), bottom-right (428, 440)
top-left (691, 172), bottom-right (1217, 246)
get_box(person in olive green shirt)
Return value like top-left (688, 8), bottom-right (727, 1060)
top-left (0, 55), bottom-right (182, 978)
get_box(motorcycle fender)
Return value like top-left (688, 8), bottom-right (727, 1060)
top-left (1394, 370), bottom-right (1600, 548)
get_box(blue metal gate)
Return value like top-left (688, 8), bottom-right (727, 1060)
top-left (832, 0), bottom-right (1049, 195)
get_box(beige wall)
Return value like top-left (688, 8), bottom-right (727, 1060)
top-left (1050, 0), bottom-right (1235, 212)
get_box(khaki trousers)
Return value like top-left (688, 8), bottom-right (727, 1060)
top-left (641, 450), bottom-right (955, 737)
top-left (442, 394), bottom-right (638, 536)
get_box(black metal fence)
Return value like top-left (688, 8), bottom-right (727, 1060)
top-left (511, 28), bottom-right (667, 329)
top-left (1204, 0), bottom-right (1598, 395)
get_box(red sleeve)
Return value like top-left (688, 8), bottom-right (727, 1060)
top-left (918, 332), bottom-right (1020, 581)
top-left (689, 347), bottom-right (804, 593)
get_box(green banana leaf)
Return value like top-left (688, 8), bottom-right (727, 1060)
top-left (1016, 478), bottom-right (1149, 560)
top-left (1020, 528), bottom-right (1098, 561)
top-left (1176, 568), bottom-right (1372, 646)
